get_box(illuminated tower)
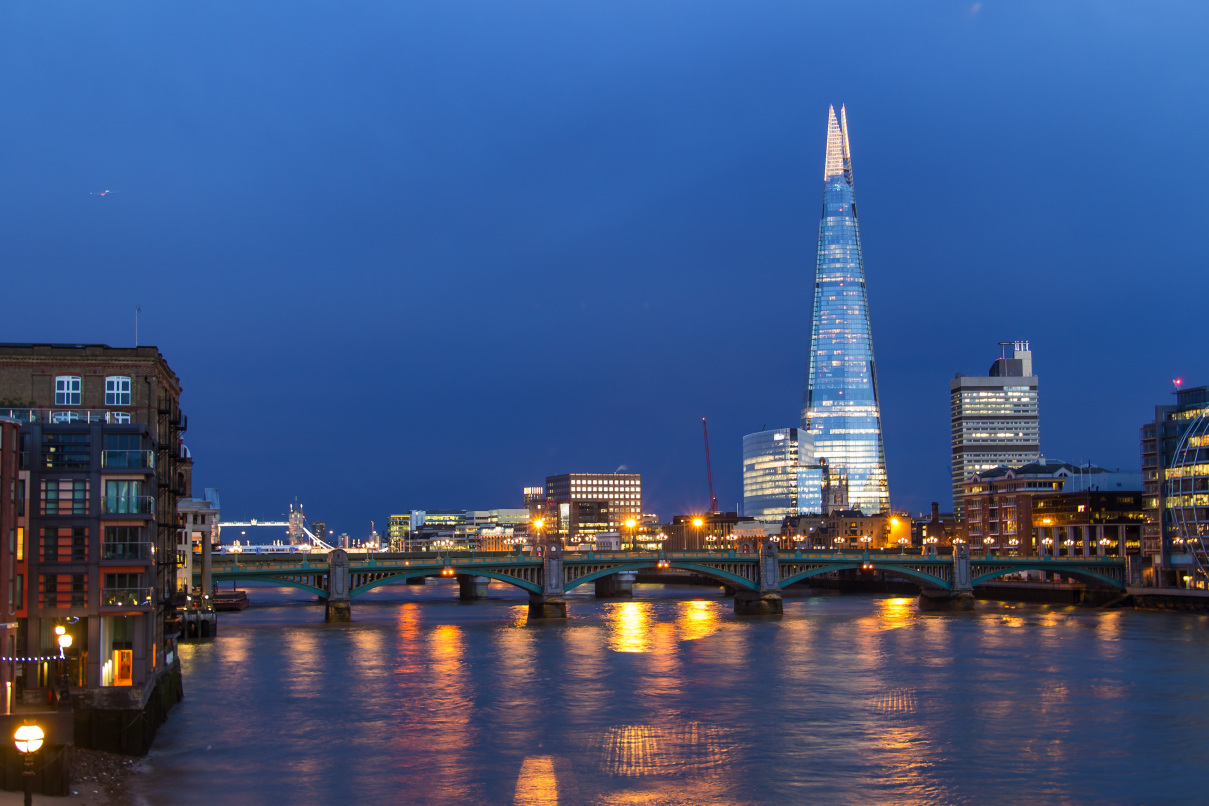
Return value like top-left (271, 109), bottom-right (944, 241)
top-left (801, 105), bottom-right (890, 513)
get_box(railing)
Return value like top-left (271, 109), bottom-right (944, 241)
top-left (102, 495), bottom-right (155, 515)
top-left (102, 450), bottom-right (155, 469)
top-left (0, 408), bottom-right (139, 425)
top-left (103, 542), bottom-right (153, 561)
top-left (101, 587), bottom-right (154, 607)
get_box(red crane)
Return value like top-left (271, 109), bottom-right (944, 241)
top-left (702, 417), bottom-right (719, 513)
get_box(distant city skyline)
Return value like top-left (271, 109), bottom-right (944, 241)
top-left (2, 3), bottom-right (1206, 531)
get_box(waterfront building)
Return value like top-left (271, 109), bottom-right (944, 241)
top-left (950, 341), bottom-right (1041, 518)
top-left (1141, 384), bottom-right (1209, 587)
top-left (801, 105), bottom-right (890, 515)
top-left (177, 489), bottom-right (220, 594)
top-left (962, 459), bottom-right (1141, 556)
top-left (1032, 491), bottom-right (1144, 558)
top-left (0, 343), bottom-right (187, 752)
top-left (667, 512), bottom-right (755, 551)
top-left (544, 473), bottom-right (642, 546)
top-left (742, 428), bottom-right (820, 522)
top-left (0, 417), bottom-right (20, 700)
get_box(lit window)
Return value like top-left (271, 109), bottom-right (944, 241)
top-left (105, 376), bottom-right (132, 406)
top-left (55, 376), bottom-right (81, 406)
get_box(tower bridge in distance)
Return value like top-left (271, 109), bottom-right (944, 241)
top-left (194, 539), bottom-right (1130, 621)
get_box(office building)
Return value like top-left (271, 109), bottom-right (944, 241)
top-left (801, 105), bottom-right (890, 514)
top-left (962, 459), bottom-right (1141, 556)
top-left (950, 341), bottom-right (1040, 518)
top-left (1141, 384), bottom-right (1209, 587)
top-left (0, 343), bottom-right (188, 752)
top-left (543, 473), bottom-right (642, 545)
top-left (742, 428), bottom-right (815, 522)
top-left (387, 514), bottom-right (410, 551)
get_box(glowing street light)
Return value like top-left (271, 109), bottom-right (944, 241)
top-left (897, 536), bottom-right (909, 555)
top-left (692, 517), bottom-right (704, 551)
top-left (14, 724), bottom-right (43, 806)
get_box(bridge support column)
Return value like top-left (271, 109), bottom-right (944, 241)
top-left (325, 549), bottom-right (352, 622)
top-left (918, 542), bottom-right (975, 611)
top-left (528, 541), bottom-right (567, 619)
top-left (594, 572), bottom-right (636, 598)
top-left (735, 539), bottom-right (782, 615)
top-left (457, 574), bottom-right (491, 600)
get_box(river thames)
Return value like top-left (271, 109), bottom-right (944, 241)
top-left (134, 584), bottom-right (1208, 805)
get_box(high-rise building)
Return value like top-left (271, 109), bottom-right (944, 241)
top-left (387, 514), bottom-right (410, 551)
top-left (801, 105), bottom-right (890, 514)
top-left (742, 428), bottom-right (817, 522)
top-left (1141, 384), bottom-right (1209, 587)
top-left (950, 341), bottom-right (1041, 518)
top-left (544, 473), bottom-right (642, 545)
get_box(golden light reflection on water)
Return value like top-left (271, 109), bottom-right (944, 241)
top-left (608, 602), bottom-right (651, 653)
top-left (675, 600), bottom-right (719, 642)
top-left (513, 756), bottom-right (559, 806)
top-left (876, 596), bottom-right (915, 630)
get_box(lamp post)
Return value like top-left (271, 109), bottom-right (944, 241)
top-left (624, 519), bottom-right (637, 551)
top-left (1008, 538), bottom-right (1020, 557)
top-left (1098, 537), bottom-right (1111, 557)
top-left (833, 535), bottom-right (844, 554)
top-left (860, 535), bottom-right (872, 554)
top-left (924, 536), bottom-right (938, 556)
top-left (14, 724), bottom-right (43, 806)
top-left (897, 537), bottom-right (909, 555)
top-left (1042, 536), bottom-right (1053, 557)
top-left (692, 518), bottom-right (704, 552)
top-left (1062, 538), bottom-right (1075, 558)
top-left (983, 536), bottom-right (995, 556)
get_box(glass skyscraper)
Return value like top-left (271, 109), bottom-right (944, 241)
top-left (801, 105), bottom-right (890, 514)
top-left (742, 428), bottom-right (820, 522)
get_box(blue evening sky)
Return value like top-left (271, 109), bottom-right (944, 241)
top-left (2, 2), bottom-right (1206, 534)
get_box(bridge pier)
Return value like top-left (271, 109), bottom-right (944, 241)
top-left (734, 539), bottom-right (782, 615)
top-left (529, 540), bottom-right (568, 619)
top-left (325, 549), bottom-right (352, 622)
top-left (594, 572), bottom-right (636, 598)
top-left (457, 574), bottom-right (491, 600)
top-left (918, 543), bottom-right (975, 611)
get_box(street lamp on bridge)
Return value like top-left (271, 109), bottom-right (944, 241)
top-left (692, 518), bottom-right (704, 551)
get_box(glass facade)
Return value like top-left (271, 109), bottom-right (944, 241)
top-left (1165, 402), bottom-right (1209, 585)
top-left (742, 429), bottom-right (821, 521)
top-left (801, 105), bottom-right (889, 514)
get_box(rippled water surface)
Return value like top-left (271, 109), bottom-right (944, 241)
top-left (135, 583), bottom-right (1209, 805)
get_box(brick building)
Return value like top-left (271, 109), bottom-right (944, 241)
top-left (0, 343), bottom-right (188, 752)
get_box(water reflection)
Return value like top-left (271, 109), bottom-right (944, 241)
top-left (608, 601), bottom-right (652, 653)
top-left (137, 591), bottom-right (1209, 806)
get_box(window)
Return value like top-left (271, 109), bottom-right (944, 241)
top-left (110, 412), bottom-right (131, 424)
top-left (42, 479), bottom-right (89, 515)
top-left (40, 573), bottom-right (87, 608)
top-left (104, 480), bottom-right (147, 515)
top-left (54, 376), bottom-right (81, 406)
top-left (103, 526), bottom-right (148, 560)
top-left (102, 573), bottom-right (148, 607)
top-left (105, 376), bottom-right (131, 406)
top-left (41, 527), bottom-right (88, 563)
top-left (43, 433), bottom-right (90, 469)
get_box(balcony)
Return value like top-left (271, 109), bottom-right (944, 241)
top-left (102, 542), bottom-right (153, 561)
top-left (0, 408), bottom-right (140, 425)
top-left (102, 450), bottom-right (155, 470)
top-left (102, 495), bottom-right (155, 516)
top-left (101, 587), bottom-right (154, 607)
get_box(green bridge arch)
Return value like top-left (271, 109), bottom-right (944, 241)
top-left (562, 562), bottom-right (758, 593)
top-left (970, 563), bottom-right (1125, 589)
top-left (349, 568), bottom-right (542, 598)
top-left (780, 563), bottom-right (952, 591)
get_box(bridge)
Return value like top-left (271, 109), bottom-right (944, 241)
top-left (195, 539), bottom-right (1130, 621)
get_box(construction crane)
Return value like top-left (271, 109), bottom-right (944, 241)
top-left (702, 417), bottom-right (719, 513)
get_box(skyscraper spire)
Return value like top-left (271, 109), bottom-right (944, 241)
top-left (802, 105), bottom-right (890, 514)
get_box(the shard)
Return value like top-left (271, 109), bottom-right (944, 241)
top-left (801, 105), bottom-right (890, 514)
